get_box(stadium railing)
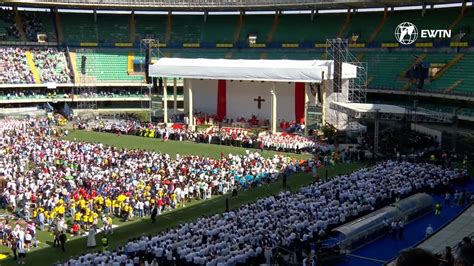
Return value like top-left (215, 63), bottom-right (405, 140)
top-left (5, 0), bottom-right (340, 8)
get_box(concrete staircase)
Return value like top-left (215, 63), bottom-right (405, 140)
top-left (367, 7), bottom-right (388, 44)
top-left (266, 12), bottom-right (280, 43)
top-left (54, 9), bottom-right (64, 43)
top-left (130, 12), bottom-right (136, 44)
top-left (445, 79), bottom-right (464, 93)
top-left (165, 13), bottom-right (172, 44)
top-left (127, 51), bottom-right (134, 73)
top-left (14, 8), bottom-right (27, 42)
top-left (431, 54), bottom-right (464, 81)
top-left (233, 13), bottom-right (244, 44)
top-left (25, 51), bottom-right (41, 84)
top-left (337, 9), bottom-right (352, 38)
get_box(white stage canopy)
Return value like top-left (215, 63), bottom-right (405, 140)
top-left (149, 58), bottom-right (357, 83)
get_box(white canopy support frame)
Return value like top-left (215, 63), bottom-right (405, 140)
top-left (149, 58), bottom-right (357, 83)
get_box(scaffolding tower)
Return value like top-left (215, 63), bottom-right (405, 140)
top-left (326, 38), bottom-right (367, 104)
top-left (140, 39), bottom-right (163, 121)
top-left (75, 48), bottom-right (97, 111)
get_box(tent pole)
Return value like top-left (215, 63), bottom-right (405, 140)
top-left (163, 77), bottom-right (168, 125)
top-left (188, 79), bottom-right (194, 130)
top-left (271, 83), bottom-right (277, 134)
top-left (173, 78), bottom-right (178, 115)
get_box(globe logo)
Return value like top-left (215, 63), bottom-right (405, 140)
top-left (395, 22), bottom-right (418, 45)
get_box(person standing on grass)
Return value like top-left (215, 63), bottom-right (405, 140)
top-left (17, 242), bottom-right (26, 265)
top-left (101, 235), bottom-right (109, 253)
top-left (59, 231), bottom-right (67, 252)
top-left (11, 237), bottom-right (18, 261)
top-left (151, 205), bottom-right (158, 224)
top-left (87, 225), bottom-right (97, 248)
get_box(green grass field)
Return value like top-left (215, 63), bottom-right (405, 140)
top-left (0, 130), bottom-right (364, 266)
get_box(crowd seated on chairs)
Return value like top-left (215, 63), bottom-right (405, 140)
top-left (0, 47), bottom-right (71, 84)
top-left (32, 48), bottom-right (71, 83)
top-left (61, 159), bottom-right (467, 266)
top-left (0, 47), bottom-right (34, 84)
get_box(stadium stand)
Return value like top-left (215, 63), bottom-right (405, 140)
top-left (170, 15), bottom-right (204, 44)
top-left (363, 51), bottom-right (417, 89)
top-left (134, 14), bottom-right (167, 43)
top-left (426, 53), bottom-right (474, 94)
top-left (455, 7), bottom-right (474, 42)
top-left (74, 50), bottom-right (144, 82)
top-left (20, 11), bottom-right (57, 42)
top-left (0, 47), bottom-right (34, 84)
top-left (0, 8), bottom-right (20, 41)
top-left (97, 14), bottom-right (131, 45)
top-left (201, 15), bottom-right (236, 44)
top-left (31, 48), bottom-right (71, 83)
top-left (60, 12), bottom-right (96, 44)
top-left (341, 11), bottom-right (384, 43)
top-left (238, 14), bottom-right (274, 43)
top-left (374, 8), bottom-right (459, 43)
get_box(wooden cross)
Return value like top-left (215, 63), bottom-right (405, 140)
top-left (254, 96), bottom-right (265, 109)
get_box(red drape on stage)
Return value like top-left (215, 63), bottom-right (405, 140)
top-left (294, 82), bottom-right (305, 123)
top-left (217, 80), bottom-right (227, 120)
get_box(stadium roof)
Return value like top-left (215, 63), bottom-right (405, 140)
top-left (149, 58), bottom-right (357, 82)
top-left (2, 0), bottom-right (463, 11)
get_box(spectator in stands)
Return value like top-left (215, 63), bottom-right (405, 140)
top-left (395, 248), bottom-right (440, 266)
top-left (441, 246), bottom-right (454, 266)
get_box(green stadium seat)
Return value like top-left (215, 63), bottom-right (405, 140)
top-left (134, 14), bottom-right (167, 43)
top-left (61, 13), bottom-right (96, 43)
top-left (375, 8), bottom-right (459, 43)
top-left (75, 50), bottom-right (144, 82)
top-left (97, 14), bottom-right (130, 44)
top-left (201, 15), bottom-right (236, 44)
top-left (238, 15), bottom-right (274, 43)
top-left (171, 15), bottom-right (204, 44)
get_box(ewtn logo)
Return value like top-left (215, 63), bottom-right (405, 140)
top-left (394, 22), bottom-right (451, 45)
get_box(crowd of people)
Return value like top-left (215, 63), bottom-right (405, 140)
top-left (257, 132), bottom-right (329, 153)
top-left (62, 160), bottom-right (467, 265)
top-left (1, 118), bottom-right (305, 257)
top-left (32, 48), bottom-right (71, 83)
top-left (0, 47), bottom-right (35, 84)
top-left (88, 118), bottom-right (330, 154)
top-left (0, 47), bottom-right (71, 85)
top-left (394, 235), bottom-right (474, 266)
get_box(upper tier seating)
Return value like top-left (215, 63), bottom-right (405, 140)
top-left (375, 8), bottom-right (458, 43)
top-left (273, 13), bottom-right (345, 43)
top-left (134, 14), bottom-right (167, 42)
top-left (21, 11), bottom-right (57, 42)
top-left (0, 9), bottom-right (20, 41)
top-left (61, 12), bottom-right (96, 43)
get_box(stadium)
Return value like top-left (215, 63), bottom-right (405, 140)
top-left (0, 0), bottom-right (473, 265)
